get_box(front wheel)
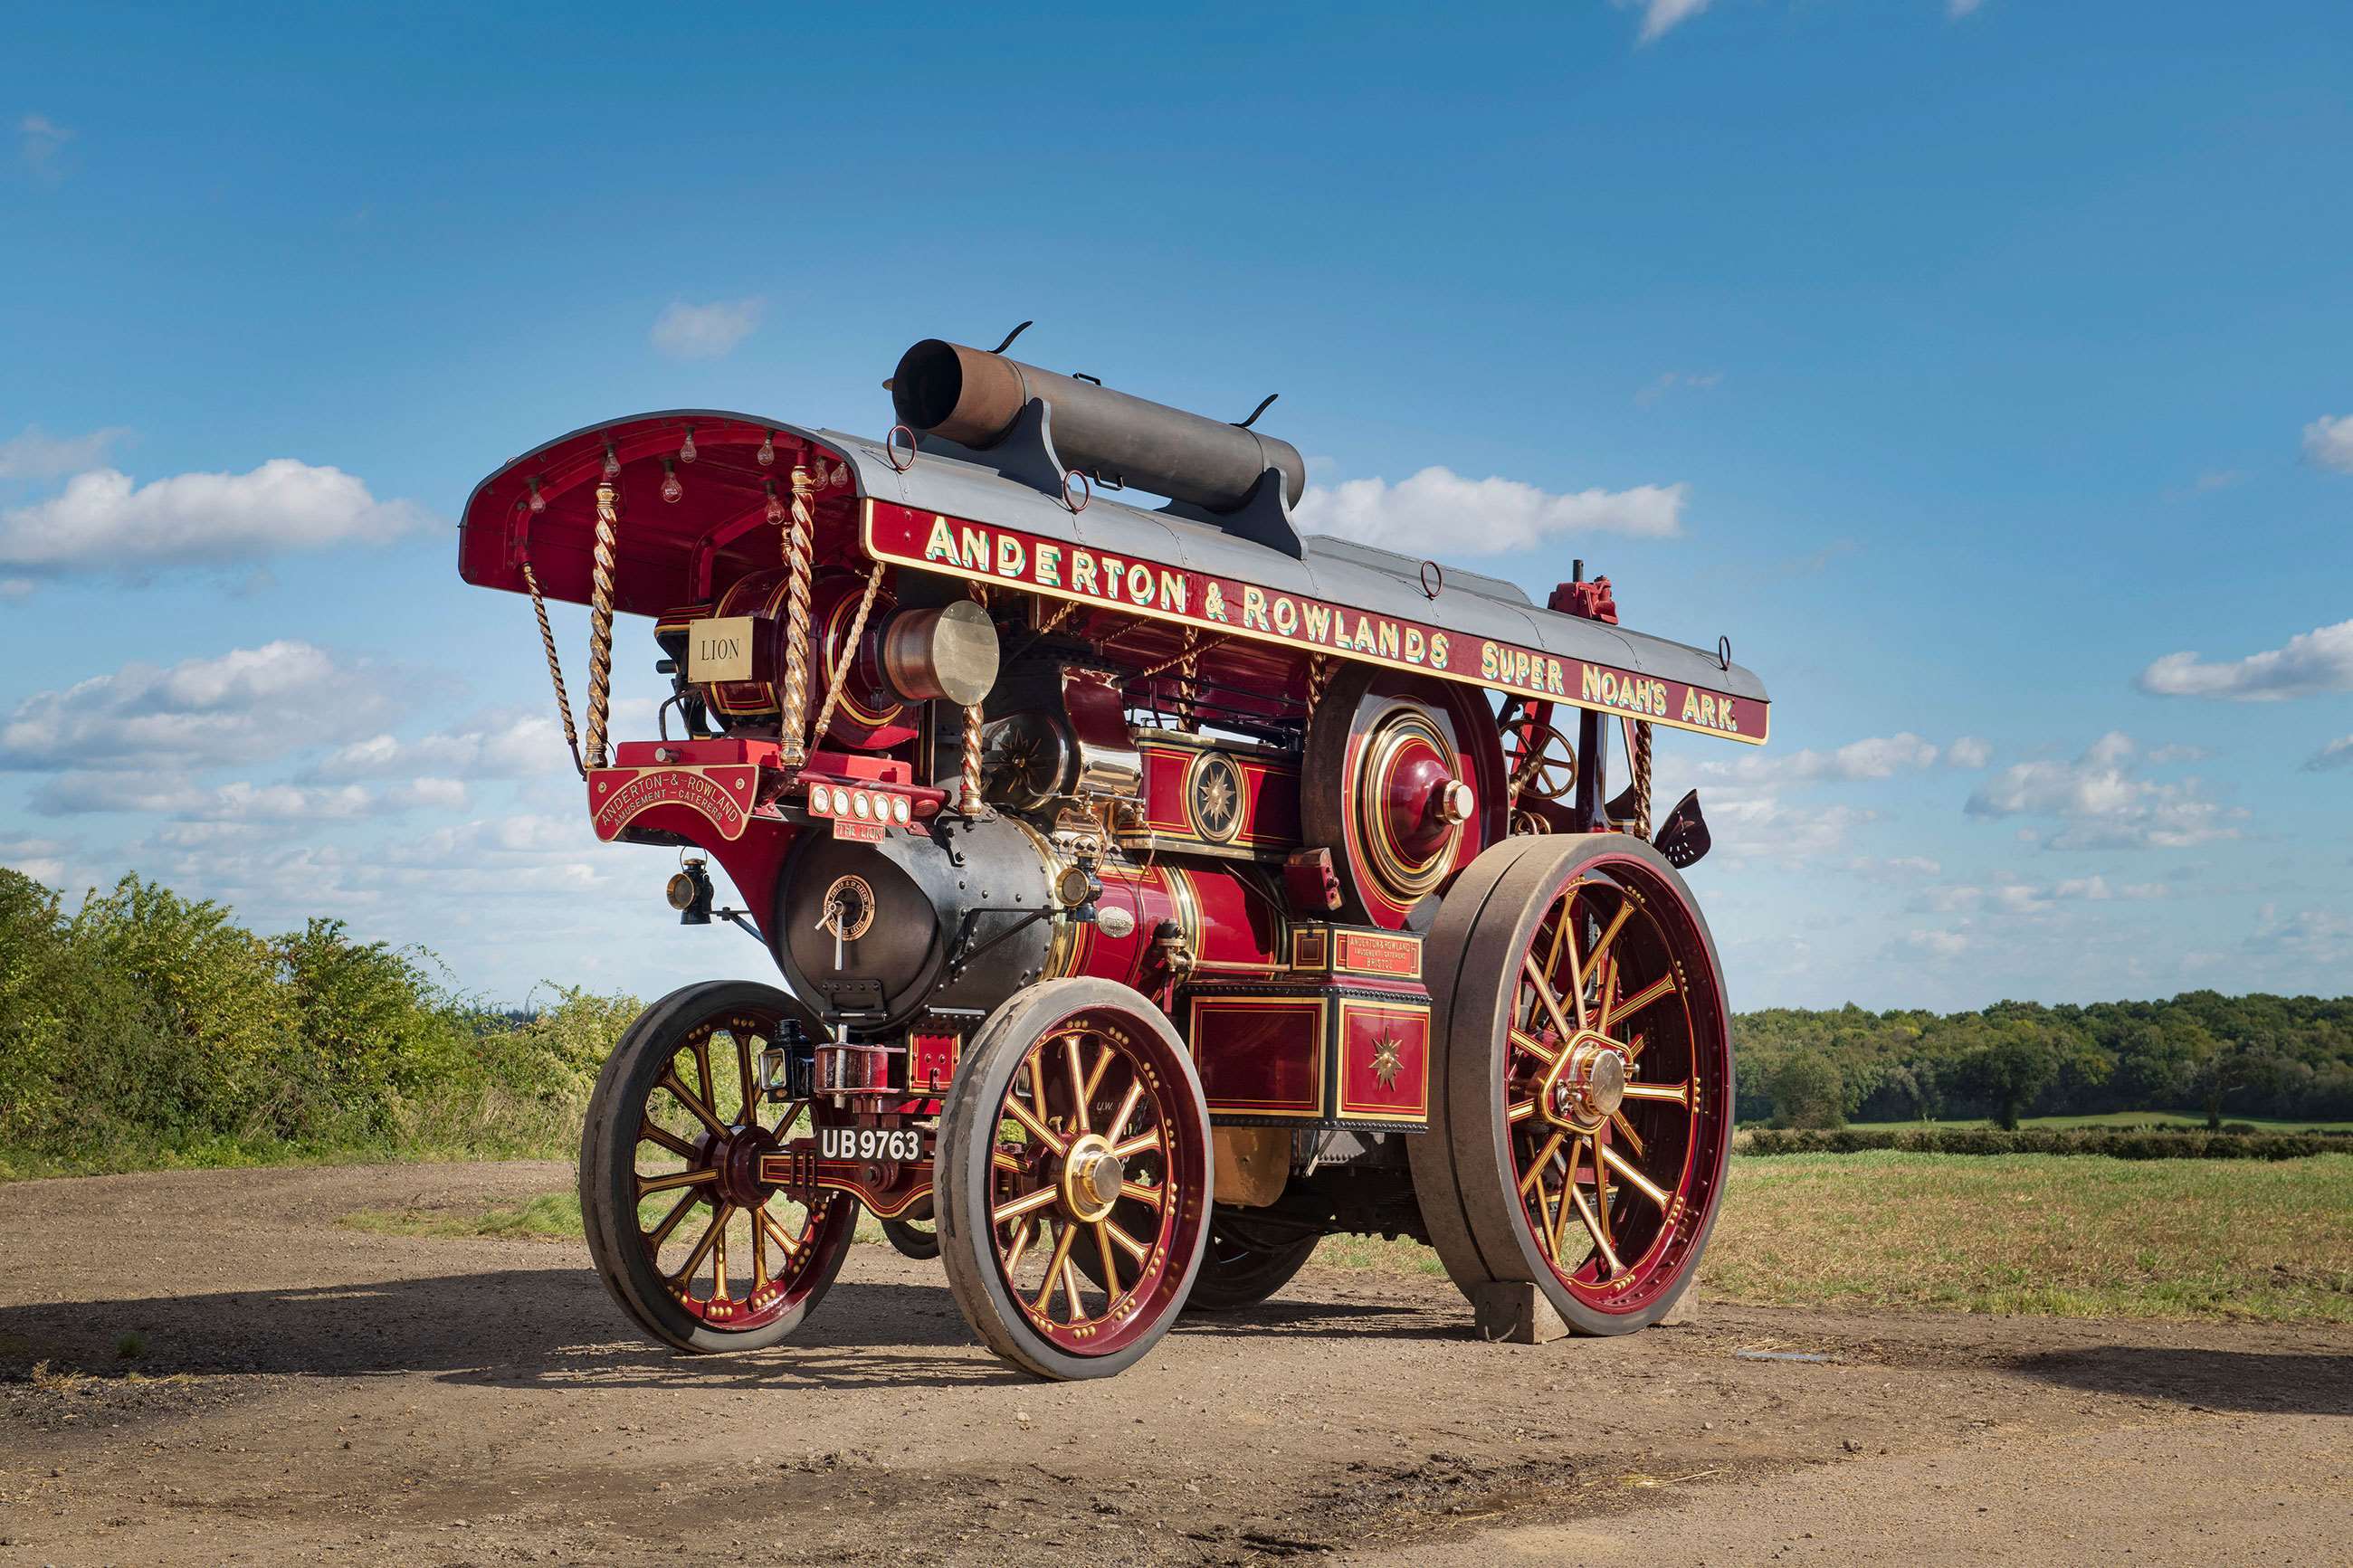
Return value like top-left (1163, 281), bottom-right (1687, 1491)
top-left (579, 981), bottom-right (857, 1354)
top-left (936, 978), bottom-right (1213, 1380)
top-left (1411, 835), bottom-right (1733, 1335)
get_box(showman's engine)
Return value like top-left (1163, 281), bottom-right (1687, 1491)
top-left (455, 327), bottom-right (1771, 1381)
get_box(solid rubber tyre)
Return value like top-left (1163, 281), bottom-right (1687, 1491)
top-left (1409, 835), bottom-right (1733, 1336)
top-left (936, 978), bottom-right (1212, 1380)
top-left (579, 980), bottom-right (856, 1354)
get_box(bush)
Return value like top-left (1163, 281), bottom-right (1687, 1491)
top-left (0, 867), bottom-right (638, 1174)
top-left (1742, 1126), bottom-right (2343, 1161)
top-left (1768, 1053), bottom-right (1846, 1129)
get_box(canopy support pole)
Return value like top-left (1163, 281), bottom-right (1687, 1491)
top-left (584, 480), bottom-right (621, 769)
top-left (958, 584), bottom-right (990, 817)
top-left (779, 463), bottom-right (818, 766)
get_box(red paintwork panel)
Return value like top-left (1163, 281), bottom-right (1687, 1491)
top-left (1188, 996), bottom-right (1324, 1118)
top-left (1133, 741), bottom-right (1300, 851)
top-left (1175, 865), bottom-right (1289, 981)
top-left (1333, 998), bottom-right (1432, 1123)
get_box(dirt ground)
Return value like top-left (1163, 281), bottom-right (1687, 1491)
top-left (1, 1163), bottom-right (2346, 1567)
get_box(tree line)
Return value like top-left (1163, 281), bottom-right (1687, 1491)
top-left (5, 867), bottom-right (2350, 1173)
top-left (1738, 994), bottom-right (2353, 1130)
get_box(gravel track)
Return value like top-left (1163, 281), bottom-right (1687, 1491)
top-left (1, 1162), bottom-right (2345, 1566)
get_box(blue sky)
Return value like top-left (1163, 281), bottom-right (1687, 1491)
top-left (3, 0), bottom-right (2348, 1012)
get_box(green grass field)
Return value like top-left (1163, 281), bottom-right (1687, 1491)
top-left (346, 1150), bottom-right (2353, 1327)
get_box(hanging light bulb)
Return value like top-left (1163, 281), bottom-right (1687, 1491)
top-left (765, 480), bottom-right (785, 525)
top-left (757, 430), bottom-right (776, 467)
top-left (602, 442), bottom-right (622, 480)
top-left (527, 477), bottom-right (547, 514)
top-left (679, 427), bottom-right (698, 464)
top-left (661, 458), bottom-right (683, 504)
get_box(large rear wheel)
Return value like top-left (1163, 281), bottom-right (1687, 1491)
top-left (579, 981), bottom-right (856, 1354)
top-left (936, 978), bottom-right (1212, 1380)
top-left (1411, 835), bottom-right (1732, 1335)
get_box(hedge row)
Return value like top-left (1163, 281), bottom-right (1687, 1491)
top-left (1739, 1126), bottom-right (2348, 1161)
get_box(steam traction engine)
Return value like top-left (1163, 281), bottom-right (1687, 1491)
top-left (455, 335), bottom-right (1770, 1380)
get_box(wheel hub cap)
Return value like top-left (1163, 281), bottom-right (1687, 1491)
top-left (1541, 1032), bottom-right (1629, 1128)
top-left (1060, 1134), bottom-right (1125, 1223)
top-left (714, 1124), bottom-right (776, 1207)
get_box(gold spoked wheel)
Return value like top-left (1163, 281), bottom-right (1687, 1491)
top-left (1508, 720), bottom-right (1578, 803)
top-left (1411, 834), bottom-right (1732, 1335)
top-left (937, 978), bottom-right (1212, 1380)
top-left (580, 981), bottom-right (856, 1353)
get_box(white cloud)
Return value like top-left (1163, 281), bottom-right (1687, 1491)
top-left (386, 777), bottom-right (470, 811)
top-left (0, 459), bottom-right (434, 575)
top-left (0, 578), bottom-right (30, 601)
top-left (1615, 0), bottom-right (1713, 42)
top-left (1705, 794), bottom-right (1881, 865)
top-left (1964, 731), bottom-right (2241, 850)
top-left (1948, 0), bottom-right (1985, 15)
top-left (2306, 736), bottom-right (2353, 773)
top-left (1945, 736), bottom-right (1993, 769)
top-left (0, 424), bottom-right (129, 480)
top-left (651, 297), bottom-right (764, 360)
top-left (2252, 904), bottom-right (2353, 966)
top-left (1700, 730), bottom-right (1941, 784)
top-left (1903, 929), bottom-right (1969, 958)
top-left (20, 113), bottom-right (71, 181)
top-left (2301, 413), bottom-right (2353, 474)
top-left (1297, 467), bottom-right (1684, 555)
top-left (0, 833), bottom-right (71, 886)
top-left (1921, 874), bottom-right (2167, 916)
top-left (307, 712), bottom-right (569, 783)
top-left (2137, 618), bottom-right (2353, 701)
top-left (0, 640), bottom-right (405, 772)
top-left (30, 774), bottom-right (375, 822)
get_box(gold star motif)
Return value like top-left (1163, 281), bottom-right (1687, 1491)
top-left (1369, 1035), bottom-right (1403, 1089)
top-left (1197, 767), bottom-right (1236, 831)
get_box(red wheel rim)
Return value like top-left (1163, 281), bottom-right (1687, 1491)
top-left (1501, 851), bottom-right (1729, 1316)
top-left (982, 1005), bottom-right (1208, 1358)
top-left (627, 1012), bottom-right (853, 1333)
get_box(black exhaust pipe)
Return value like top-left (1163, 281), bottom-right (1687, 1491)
top-left (891, 338), bottom-right (1306, 514)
